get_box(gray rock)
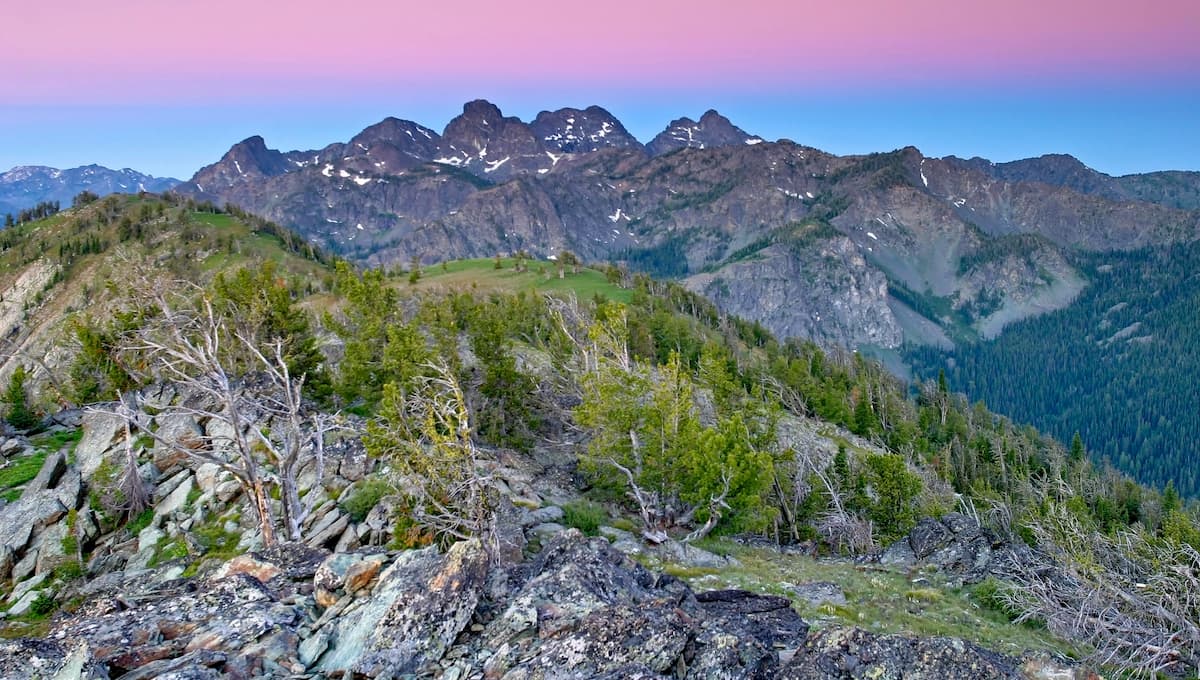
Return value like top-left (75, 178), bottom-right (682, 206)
top-left (7, 587), bottom-right (47, 617)
top-left (880, 513), bottom-right (1002, 583)
top-left (316, 539), bottom-right (488, 677)
top-left (529, 521), bottom-right (566, 541)
top-left (777, 626), bottom-right (1024, 679)
top-left (11, 542), bottom-right (40, 582)
top-left (193, 463), bottom-right (223, 493)
top-left (789, 581), bottom-right (848, 607)
top-left (154, 474), bottom-right (194, 521)
top-left (75, 411), bottom-right (124, 481)
top-left (910, 517), bottom-right (953, 559)
top-left (22, 451), bottom-right (66, 496)
top-left (305, 511), bottom-right (349, 549)
top-left (213, 480), bottom-right (240, 503)
top-left (35, 522), bottom-right (71, 575)
top-left (8, 572), bottom-right (47, 604)
top-left (54, 468), bottom-right (83, 510)
top-left (657, 539), bottom-right (738, 568)
top-left (0, 491), bottom-right (67, 553)
top-left (522, 505), bottom-right (564, 527)
top-left (298, 629), bottom-right (330, 668)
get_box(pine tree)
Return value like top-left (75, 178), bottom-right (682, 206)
top-left (1069, 432), bottom-right (1086, 464)
top-left (4, 366), bottom-right (40, 430)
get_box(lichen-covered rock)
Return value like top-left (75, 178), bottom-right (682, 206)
top-left (0, 639), bottom-right (107, 680)
top-left (0, 491), bottom-right (67, 554)
top-left (778, 626), bottom-right (1023, 679)
top-left (481, 532), bottom-right (810, 680)
top-left (879, 512), bottom-right (1008, 583)
top-left (315, 539), bottom-right (488, 677)
top-left (45, 571), bottom-right (302, 677)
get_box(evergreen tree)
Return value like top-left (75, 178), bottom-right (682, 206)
top-left (4, 366), bottom-right (40, 430)
top-left (1069, 432), bottom-right (1086, 464)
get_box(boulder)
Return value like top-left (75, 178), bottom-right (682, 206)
top-left (7, 587), bottom-right (48, 617)
top-left (880, 513), bottom-right (1003, 583)
top-left (153, 474), bottom-right (194, 522)
top-left (657, 538), bottom-right (739, 568)
top-left (35, 522), bottom-right (72, 575)
top-left (75, 411), bottom-right (124, 481)
top-left (529, 521), bottom-right (566, 541)
top-left (305, 511), bottom-right (348, 549)
top-left (521, 505), bottom-right (564, 527)
top-left (778, 626), bottom-right (1024, 679)
top-left (315, 539), bottom-right (489, 676)
top-left (0, 491), bottom-right (67, 554)
top-left (789, 581), bottom-right (847, 607)
top-left (193, 463), bottom-right (223, 494)
top-left (54, 468), bottom-right (83, 510)
top-left (22, 451), bottom-right (66, 496)
top-left (481, 532), bottom-right (810, 679)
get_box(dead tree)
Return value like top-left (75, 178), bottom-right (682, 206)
top-left (93, 281), bottom-right (337, 547)
top-left (365, 362), bottom-right (500, 556)
top-left (996, 504), bottom-right (1200, 676)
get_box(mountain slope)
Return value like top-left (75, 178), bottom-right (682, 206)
top-left (0, 193), bottom-right (328, 392)
top-left (0, 165), bottom-right (179, 217)
top-left (174, 100), bottom-right (1199, 354)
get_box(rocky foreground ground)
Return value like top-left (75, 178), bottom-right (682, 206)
top-left (2, 530), bottom-right (1077, 679)
top-left (0, 404), bottom-right (1080, 679)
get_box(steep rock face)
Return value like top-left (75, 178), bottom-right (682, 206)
top-left (0, 165), bottom-right (179, 216)
top-left (686, 239), bottom-right (903, 349)
top-left (647, 109), bottom-right (764, 155)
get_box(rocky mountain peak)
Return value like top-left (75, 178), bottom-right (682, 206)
top-left (436, 100), bottom-right (547, 178)
top-left (647, 109), bottom-right (763, 156)
top-left (223, 136), bottom-right (291, 177)
top-left (530, 105), bottom-right (643, 154)
top-left (0, 164), bottom-right (179, 216)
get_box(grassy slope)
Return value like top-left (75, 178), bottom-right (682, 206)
top-left (645, 541), bottom-right (1079, 661)
top-left (414, 257), bottom-right (632, 303)
top-left (0, 197), bottom-right (331, 395)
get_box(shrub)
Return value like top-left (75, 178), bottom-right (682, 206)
top-left (29, 592), bottom-right (56, 617)
top-left (561, 501), bottom-right (605, 537)
top-left (340, 477), bottom-right (392, 522)
top-left (126, 508), bottom-right (155, 535)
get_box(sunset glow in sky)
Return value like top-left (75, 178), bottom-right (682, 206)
top-left (4, 0), bottom-right (1199, 177)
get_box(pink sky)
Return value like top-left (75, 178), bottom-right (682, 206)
top-left (9, 0), bottom-right (1199, 101)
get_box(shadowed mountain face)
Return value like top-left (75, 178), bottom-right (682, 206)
top-left (0, 165), bottom-right (179, 216)
top-left (176, 100), bottom-right (1199, 351)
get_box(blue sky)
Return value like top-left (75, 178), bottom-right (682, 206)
top-left (3, 82), bottom-right (1197, 180)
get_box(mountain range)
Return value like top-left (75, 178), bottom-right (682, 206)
top-left (175, 99), bottom-right (1200, 353)
top-left (0, 165), bottom-right (180, 217)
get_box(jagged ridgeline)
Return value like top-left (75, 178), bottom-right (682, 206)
top-left (1, 194), bottom-right (1199, 677)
